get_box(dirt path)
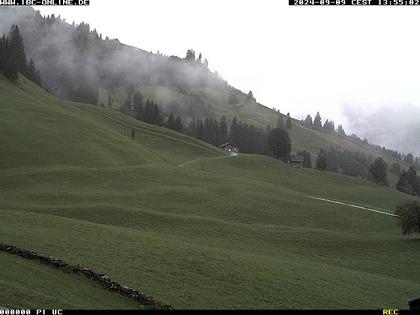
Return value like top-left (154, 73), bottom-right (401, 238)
top-left (178, 152), bottom-right (238, 168)
top-left (305, 195), bottom-right (399, 218)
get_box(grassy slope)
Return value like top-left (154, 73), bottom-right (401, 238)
top-left (0, 252), bottom-right (143, 309)
top-left (1, 76), bottom-right (419, 309)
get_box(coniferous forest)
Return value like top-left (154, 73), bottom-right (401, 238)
top-left (0, 25), bottom-right (41, 86)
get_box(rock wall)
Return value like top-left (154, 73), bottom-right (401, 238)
top-left (0, 243), bottom-right (173, 310)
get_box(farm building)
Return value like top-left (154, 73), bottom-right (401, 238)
top-left (219, 143), bottom-right (238, 153)
top-left (287, 154), bottom-right (304, 167)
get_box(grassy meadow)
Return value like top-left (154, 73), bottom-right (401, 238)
top-left (0, 75), bottom-right (419, 309)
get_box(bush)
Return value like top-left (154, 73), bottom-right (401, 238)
top-left (395, 200), bottom-right (420, 235)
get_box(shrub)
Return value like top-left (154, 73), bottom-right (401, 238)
top-left (395, 200), bottom-right (420, 235)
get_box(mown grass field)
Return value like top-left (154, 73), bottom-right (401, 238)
top-left (0, 252), bottom-right (143, 309)
top-left (0, 76), bottom-right (419, 309)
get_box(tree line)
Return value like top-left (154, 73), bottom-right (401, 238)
top-left (120, 90), bottom-right (292, 158)
top-left (302, 112), bottom-right (344, 135)
top-left (315, 146), bottom-right (373, 180)
top-left (0, 25), bottom-right (42, 86)
top-left (314, 146), bottom-right (393, 186)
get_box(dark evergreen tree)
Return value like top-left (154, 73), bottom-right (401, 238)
top-left (3, 51), bottom-right (18, 81)
top-left (304, 115), bottom-right (313, 128)
top-left (316, 149), bottom-right (328, 171)
top-left (369, 157), bottom-right (388, 185)
top-left (219, 116), bottom-right (228, 143)
top-left (143, 100), bottom-right (154, 124)
top-left (337, 125), bottom-right (346, 136)
top-left (298, 150), bottom-right (312, 168)
top-left (174, 115), bottom-right (183, 132)
top-left (229, 117), bottom-right (240, 148)
top-left (326, 146), bottom-right (340, 173)
top-left (9, 25), bottom-right (27, 76)
top-left (247, 90), bottom-right (255, 102)
top-left (267, 128), bottom-right (291, 161)
top-left (396, 171), bottom-right (414, 195)
top-left (395, 200), bottom-right (420, 235)
top-left (314, 112), bottom-right (322, 129)
top-left (323, 119), bottom-right (335, 131)
top-left (285, 113), bottom-right (292, 130)
top-left (26, 59), bottom-right (42, 86)
top-left (166, 113), bottom-right (176, 131)
top-left (133, 91), bottom-right (144, 116)
top-left (185, 49), bottom-right (196, 62)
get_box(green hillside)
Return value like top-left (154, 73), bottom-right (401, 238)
top-left (1, 75), bottom-right (419, 309)
top-left (0, 252), bottom-right (143, 309)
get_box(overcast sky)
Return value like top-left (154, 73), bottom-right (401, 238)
top-left (37, 1), bottom-right (420, 137)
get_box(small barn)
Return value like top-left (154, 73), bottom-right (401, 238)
top-left (219, 143), bottom-right (238, 153)
top-left (287, 154), bottom-right (304, 167)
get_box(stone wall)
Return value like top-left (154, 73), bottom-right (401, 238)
top-left (0, 243), bottom-right (173, 310)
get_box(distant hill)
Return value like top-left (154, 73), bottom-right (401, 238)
top-left (0, 6), bottom-right (417, 185)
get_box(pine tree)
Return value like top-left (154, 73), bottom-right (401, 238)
top-left (185, 49), bottom-right (196, 62)
top-left (219, 116), bottom-right (228, 143)
top-left (267, 128), bottom-right (291, 161)
top-left (304, 151), bottom-right (312, 168)
top-left (4, 52), bottom-right (18, 81)
top-left (304, 115), bottom-right (313, 127)
top-left (153, 103), bottom-right (163, 126)
top-left (247, 91), bottom-right (255, 102)
top-left (395, 200), bottom-right (420, 235)
top-left (9, 25), bottom-right (27, 76)
top-left (26, 59), bottom-right (42, 86)
top-left (397, 171), bottom-right (414, 195)
top-left (133, 91), bottom-right (144, 117)
top-left (175, 115), bottom-right (183, 132)
top-left (166, 113), bottom-right (176, 131)
top-left (298, 150), bottom-right (312, 168)
top-left (229, 117), bottom-right (240, 148)
top-left (314, 112), bottom-right (322, 129)
top-left (369, 157), bottom-right (388, 185)
top-left (316, 149), bottom-right (328, 171)
top-left (285, 113), bottom-right (292, 130)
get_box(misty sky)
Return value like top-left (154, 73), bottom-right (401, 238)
top-left (37, 1), bottom-right (420, 150)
